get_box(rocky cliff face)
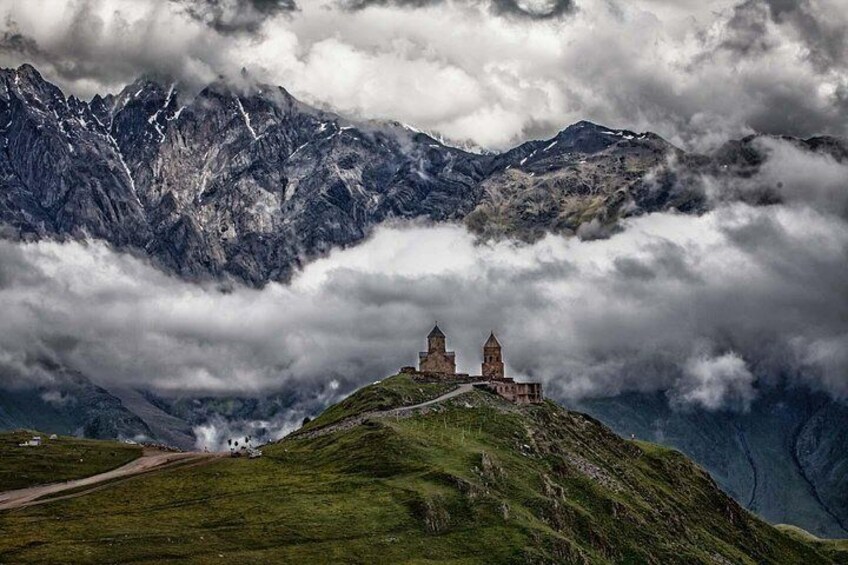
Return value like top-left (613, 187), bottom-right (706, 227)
top-left (1, 64), bottom-right (487, 284)
top-left (465, 121), bottom-right (705, 240)
top-left (0, 65), bottom-right (149, 245)
top-left (4, 64), bottom-right (844, 285)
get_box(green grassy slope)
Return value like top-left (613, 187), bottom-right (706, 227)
top-left (570, 389), bottom-right (848, 537)
top-left (776, 525), bottom-right (848, 564)
top-left (300, 374), bottom-right (457, 432)
top-left (0, 376), bottom-right (842, 564)
top-left (0, 431), bottom-right (142, 491)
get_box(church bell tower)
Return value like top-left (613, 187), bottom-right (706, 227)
top-left (482, 332), bottom-right (504, 380)
top-left (419, 324), bottom-right (456, 375)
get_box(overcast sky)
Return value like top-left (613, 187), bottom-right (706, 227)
top-left (0, 0), bottom-right (846, 149)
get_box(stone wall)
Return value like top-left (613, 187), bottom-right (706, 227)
top-left (419, 351), bottom-right (456, 375)
top-left (482, 355), bottom-right (504, 379)
top-left (488, 379), bottom-right (543, 404)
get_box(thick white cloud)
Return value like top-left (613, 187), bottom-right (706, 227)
top-left (0, 0), bottom-right (845, 149)
top-left (1, 169), bottom-right (846, 411)
top-left (672, 352), bottom-right (757, 411)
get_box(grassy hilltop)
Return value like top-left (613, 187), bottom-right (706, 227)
top-left (0, 431), bottom-right (142, 491)
top-left (0, 374), bottom-right (845, 564)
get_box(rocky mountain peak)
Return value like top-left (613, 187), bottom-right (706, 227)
top-left (553, 120), bottom-right (667, 154)
top-left (1, 64), bottom-right (65, 110)
top-left (4, 63), bottom-right (45, 88)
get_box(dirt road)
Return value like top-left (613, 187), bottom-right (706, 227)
top-left (1, 385), bottom-right (486, 509)
top-left (294, 382), bottom-right (489, 440)
top-left (389, 383), bottom-right (483, 412)
top-left (0, 450), bottom-right (221, 511)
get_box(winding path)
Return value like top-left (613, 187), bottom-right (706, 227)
top-left (0, 384), bottom-right (491, 511)
top-left (390, 382), bottom-right (483, 411)
top-left (294, 382), bottom-right (488, 440)
top-left (0, 450), bottom-right (222, 511)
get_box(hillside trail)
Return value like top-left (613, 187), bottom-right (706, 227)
top-left (0, 384), bottom-right (486, 509)
top-left (0, 449), bottom-right (223, 511)
top-left (293, 382), bottom-right (488, 440)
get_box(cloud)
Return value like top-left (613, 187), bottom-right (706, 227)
top-left (761, 0), bottom-right (848, 72)
top-left (0, 141), bottom-right (845, 414)
top-left (671, 352), bottom-right (757, 411)
top-left (696, 136), bottom-right (848, 215)
top-left (193, 415), bottom-right (297, 451)
top-left (0, 0), bottom-right (845, 149)
top-left (178, 0), bottom-right (298, 34)
top-left (339, 0), bottom-right (575, 20)
top-left (0, 1), bottom-right (226, 94)
top-left (40, 390), bottom-right (77, 408)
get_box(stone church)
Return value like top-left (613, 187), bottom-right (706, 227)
top-left (413, 324), bottom-right (543, 404)
top-left (418, 324), bottom-right (456, 374)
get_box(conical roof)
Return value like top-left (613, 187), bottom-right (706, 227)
top-left (484, 332), bottom-right (501, 348)
top-left (428, 324), bottom-right (445, 338)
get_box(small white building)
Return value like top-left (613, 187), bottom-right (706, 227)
top-left (19, 436), bottom-right (42, 447)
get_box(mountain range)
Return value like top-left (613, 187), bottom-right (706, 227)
top-left (3, 63), bottom-right (845, 285)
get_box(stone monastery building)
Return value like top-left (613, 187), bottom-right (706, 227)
top-left (418, 325), bottom-right (456, 374)
top-left (411, 324), bottom-right (543, 405)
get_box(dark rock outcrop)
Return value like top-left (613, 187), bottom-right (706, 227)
top-left (1, 65), bottom-right (487, 284)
